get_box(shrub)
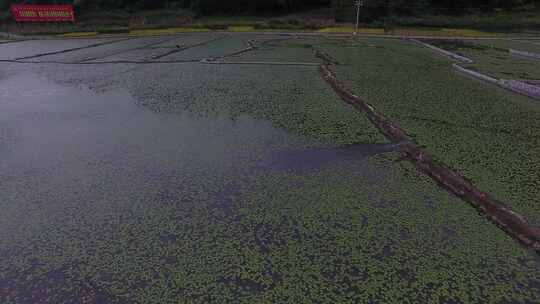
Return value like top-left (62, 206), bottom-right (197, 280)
top-left (206, 24), bottom-right (228, 30)
top-left (97, 27), bottom-right (130, 34)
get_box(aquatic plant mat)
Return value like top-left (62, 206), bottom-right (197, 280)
top-left (416, 39), bottom-right (540, 100)
top-left (1, 34), bottom-right (539, 303)
top-left (319, 60), bottom-right (540, 251)
top-left (312, 38), bottom-right (540, 249)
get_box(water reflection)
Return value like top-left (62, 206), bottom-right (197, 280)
top-left (259, 143), bottom-right (399, 172)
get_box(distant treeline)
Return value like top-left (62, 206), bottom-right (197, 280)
top-left (2, 0), bottom-right (538, 15)
top-left (335, 0), bottom-right (539, 21)
top-left (1, 1), bottom-right (331, 13)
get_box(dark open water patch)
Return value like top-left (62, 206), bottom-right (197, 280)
top-left (0, 72), bottom-right (308, 179)
top-left (217, 276), bottom-right (265, 296)
top-left (213, 183), bottom-right (240, 216)
top-left (257, 143), bottom-right (400, 173)
top-left (0, 269), bottom-right (122, 304)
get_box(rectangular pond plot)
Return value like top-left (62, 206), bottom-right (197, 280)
top-left (425, 39), bottom-right (540, 80)
top-left (91, 34), bottom-right (224, 62)
top-left (210, 35), bottom-right (332, 65)
top-left (152, 33), bottom-right (222, 48)
top-left (418, 39), bottom-right (493, 61)
top-left (412, 39), bottom-right (473, 64)
top-left (472, 39), bottom-right (540, 54)
top-left (162, 35), bottom-right (250, 61)
top-left (0, 38), bottom-right (112, 61)
top-left (467, 53), bottom-right (540, 80)
top-left (225, 43), bottom-right (319, 63)
top-left (95, 59), bottom-right (386, 145)
top-left (321, 38), bottom-right (540, 224)
top-left (30, 37), bottom-right (171, 63)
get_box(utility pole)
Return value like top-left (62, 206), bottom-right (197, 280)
top-left (354, 0), bottom-right (364, 35)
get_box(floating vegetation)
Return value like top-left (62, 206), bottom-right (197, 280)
top-left (1, 34), bottom-right (539, 303)
top-left (319, 37), bottom-right (540, 223)
top-left (422, 38), bottom-right (540, 80)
